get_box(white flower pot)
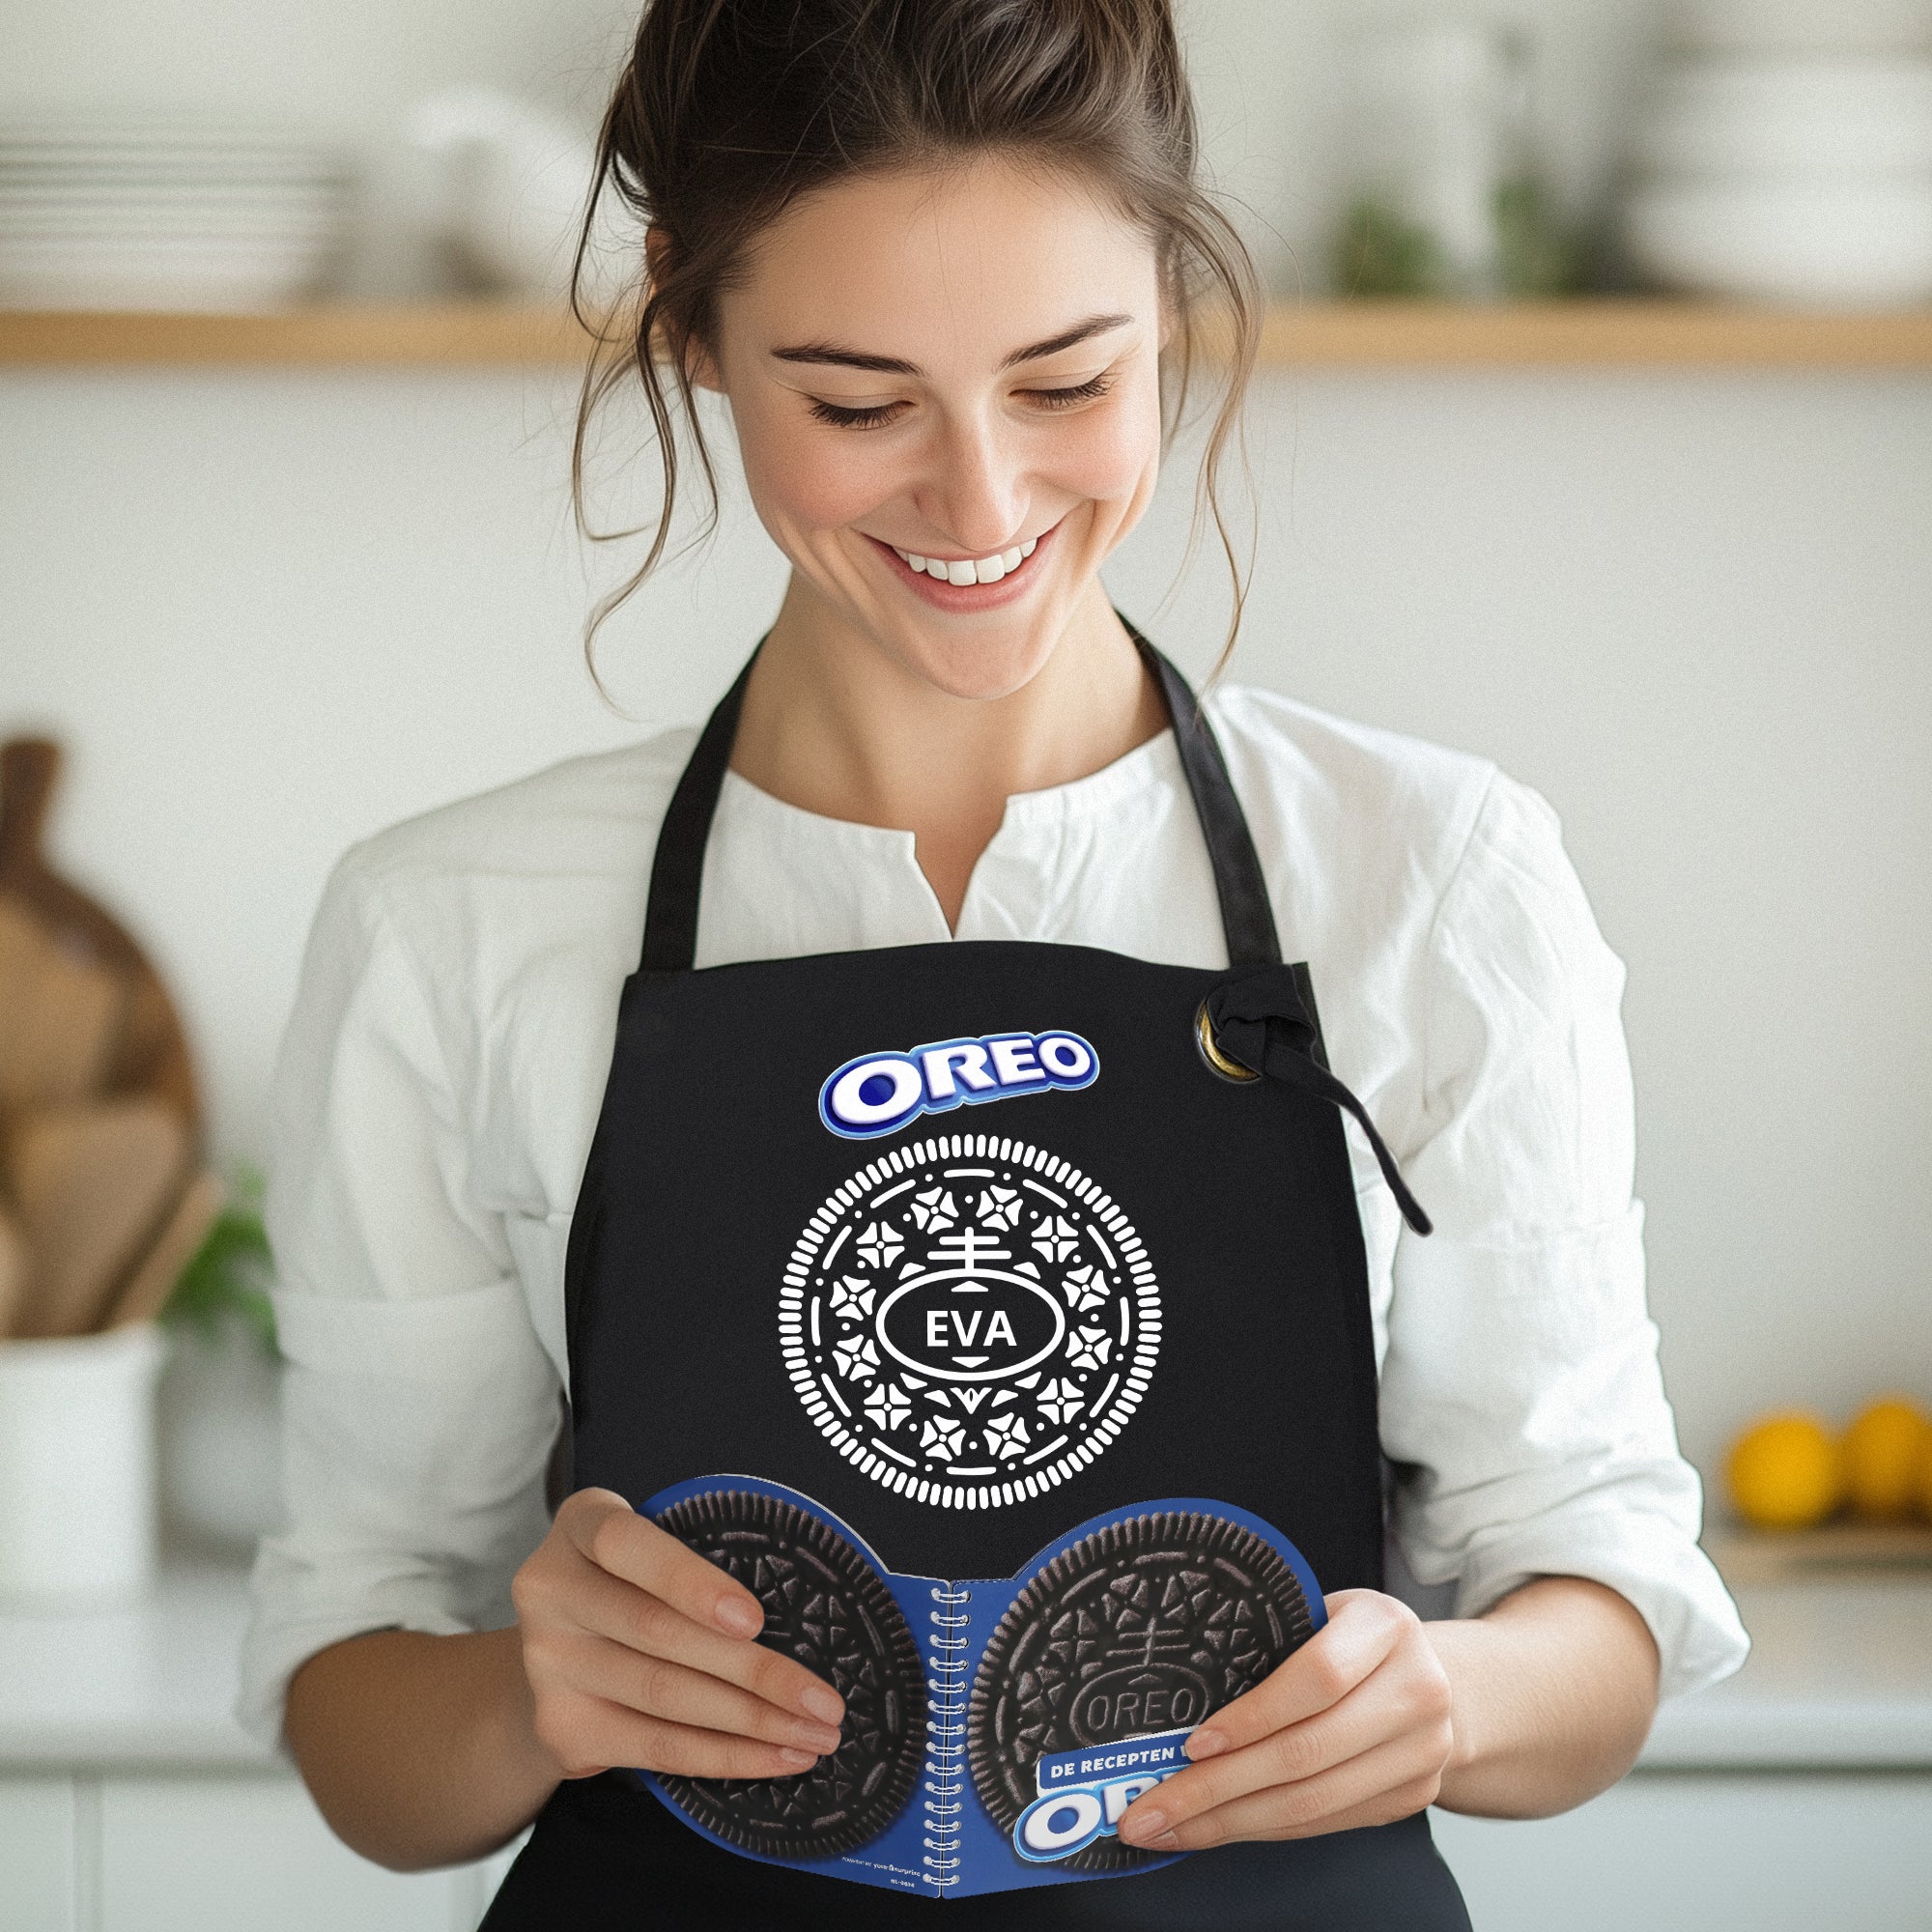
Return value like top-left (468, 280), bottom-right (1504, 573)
top-left (0, 1322), bottom-right (166, 1608)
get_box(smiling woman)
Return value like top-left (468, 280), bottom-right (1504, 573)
top-left (572, 0), bottom-right (1261, 680)
top-left (257, 3), bottom-right (1746, 1928)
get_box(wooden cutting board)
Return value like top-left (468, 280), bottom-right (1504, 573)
top-left (0, 895), bottom-right (129, 1110)
top-left (0, 1205), bottom-right (25, 1338)
top-left (3, 1098), bottom-right (191, 1339)
top-left (0, 738), bottom-right (201, 1140)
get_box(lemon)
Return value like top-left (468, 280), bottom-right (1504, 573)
top-left (1843, 1396), bottom-right (1931, 1521)
top-left (1916, 1428), bottom-right (1932, 1525)
top-left (1724, 1411), bottom-right (1842, 1530)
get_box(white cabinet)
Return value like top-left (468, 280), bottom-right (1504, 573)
top-left (99, 1776), bottom-right (469, 1932)
top-left (0, 1778), bottom-right (76, 1932)
top-left (1435, 1772), bottom-right (1932, 1932)
top-left (1, 1774), bottom-right (521, 1932)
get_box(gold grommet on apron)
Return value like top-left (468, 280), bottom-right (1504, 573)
top-left (1195, 1000), bottom-right (1261, 1083)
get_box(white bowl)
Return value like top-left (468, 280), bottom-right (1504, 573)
top-left (0, 202), bottom-right (346, 238)
top-left (1671, 0), bottom-right (1932, 56)
top-left (1636, 56), bottom-right (1932, 174)
top-left (0, 234), bottom-right (340, 309)
top-left (1625, 176), bottom-right (1932, 302)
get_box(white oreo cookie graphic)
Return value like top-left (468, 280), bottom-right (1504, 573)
top-left (780, 1132), bottom-right (1160, 1510)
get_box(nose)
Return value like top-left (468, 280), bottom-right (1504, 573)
top-left (913, 405), bottom-right (1028, 557)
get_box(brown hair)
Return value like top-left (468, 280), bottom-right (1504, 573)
top-left (570, 0), bottom-right (1262, 668)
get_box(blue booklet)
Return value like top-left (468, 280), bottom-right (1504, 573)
top-left (636, 1474), bottom-right (1325, 1900)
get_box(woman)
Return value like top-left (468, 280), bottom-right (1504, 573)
top-left (242, 2), bottom-right (1747, 1926)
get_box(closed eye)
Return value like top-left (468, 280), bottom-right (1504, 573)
top-left (1024, 372), bottom-right (1116, 411)
top-left (807, 371), bottom-right (1118, 432)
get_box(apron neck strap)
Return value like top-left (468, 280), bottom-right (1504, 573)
top-left (639, 614), bottom-right (1281, 974)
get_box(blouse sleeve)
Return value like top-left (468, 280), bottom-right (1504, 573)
top-left (237, 848), bottom-right (560, 1751)
top-left (1379, 773), bottom-right (1749, 1702)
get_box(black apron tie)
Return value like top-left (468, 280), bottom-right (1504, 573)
top-left (1201, 967), bottom-right (1434, 1238)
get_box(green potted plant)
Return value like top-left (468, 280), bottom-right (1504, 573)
top-left (157, 1168), bottom-right (284, 1553)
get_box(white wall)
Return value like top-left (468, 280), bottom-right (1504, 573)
top-left (6, 0), bottom-right (1930, 1488)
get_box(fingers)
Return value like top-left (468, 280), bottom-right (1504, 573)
top-left (1180, 1591), bottom-right (1412, 1762)
top-left (515, 1488), bottom-right (850, 1783)
top-left (562, 1491), bottom-right (767, 1640)
top-left (559, 1546), bottom-right (845, 1728)
top-left (1128, 1734), bottom-right (1445, 1851)
top-left (562, 1628), bottom-right (843, 1757)
top-left (1116, 1591), bottom-right (1453, 1851)
top-left (532, 1682), bottom-right (828, 1783)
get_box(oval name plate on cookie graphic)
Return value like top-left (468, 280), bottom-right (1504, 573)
top-left (967, 1512), bottom-right (1315, 1871)
top-left (650, 1491), bottom-right (923, 1861)
top-left (780, 1133), bottom-right (1161, 1510)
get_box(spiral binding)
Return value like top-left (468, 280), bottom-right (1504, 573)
top-left (922, 1584), bottom-right (971, 1891)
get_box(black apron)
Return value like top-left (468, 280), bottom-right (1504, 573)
top-left (483, 622), bottom-right (1470, 1929)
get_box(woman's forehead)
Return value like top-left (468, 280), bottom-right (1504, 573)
top-left (726, 156), bottom-right (1158, 365)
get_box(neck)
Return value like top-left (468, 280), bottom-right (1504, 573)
top-left (728, 574), bottom-right (1169, 931)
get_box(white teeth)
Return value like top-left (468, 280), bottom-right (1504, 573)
top-left (890, 533), bottom-right (1042, 582)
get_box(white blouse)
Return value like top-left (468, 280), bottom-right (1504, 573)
top-left (239, 679), bottom-right (1748, 1747)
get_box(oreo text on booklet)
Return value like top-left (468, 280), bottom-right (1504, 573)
top-left (1014, 1732), bottom-right (1190, 1862)
top-left (819, 1029), bottom-right (1098, 1140)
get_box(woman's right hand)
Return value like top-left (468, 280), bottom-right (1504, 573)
top-left (510, 1487), bottom-right (847, 1782)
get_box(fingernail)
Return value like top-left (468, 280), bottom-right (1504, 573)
top-left (1185, 1728), bottom-right (1228, 1760)
top-left (1148, 1832), bottom-right (1179, 1849)
top-left (791, 1721), bottom-right (842, 1754)
top-left (1122, 1807), bottom-right (1167, 1843)
top-left (716, 1598), bottom-right (762, 1638)
top-left (801, 1687), bottom-right (845, 1727)
top-left (777, 1747), bottom-right (816, 1769)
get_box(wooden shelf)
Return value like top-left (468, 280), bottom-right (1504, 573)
top-left (1708, 1523), bottom-right (1932, 1588)
top-left (3, 299), bottom-right (1932, 369)
top-left (0, 303), bottom-right (591, 367)
top-left (1256, 300), bottom-right (1932, 369)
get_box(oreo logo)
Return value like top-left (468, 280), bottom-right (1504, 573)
top-left (819, 1031), bottom-right (1097, 1140)
top-left (1013, 1732), bottom-right (1189, 1863)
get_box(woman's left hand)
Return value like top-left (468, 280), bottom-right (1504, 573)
top-left (1116, 1589), bottom-right (1456, 1852)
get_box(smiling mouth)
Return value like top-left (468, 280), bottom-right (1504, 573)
top-left (888, 534), bottom-right (1040, 587)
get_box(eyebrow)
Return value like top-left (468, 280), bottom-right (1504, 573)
top-left (769, 311), bottom-right (1135, 376)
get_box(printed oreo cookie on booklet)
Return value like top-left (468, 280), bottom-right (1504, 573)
top-left (969, 1511), bottom-right (1317, 1871)
top-left (647, 1491), bottom-right (925, 1861)
top-left (637, 1476), bottom-right (1326, 1900)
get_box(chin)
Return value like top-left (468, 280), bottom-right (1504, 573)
top-left (881, 616), bottom-right (1064, 704)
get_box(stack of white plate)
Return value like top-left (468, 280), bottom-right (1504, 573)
top-left (1623, 2), bottom-right (1932, 305)
top-left (0, 112), bottom-right (354, 311)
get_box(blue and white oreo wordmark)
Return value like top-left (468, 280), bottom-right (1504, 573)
top-left (819, 1029), bottom-right (1098, 1140)
top-left (1014, 1733), bottom-right (1192, 1863)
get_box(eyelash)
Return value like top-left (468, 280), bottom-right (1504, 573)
top-left (808, 372), bottom-right (1117, 431)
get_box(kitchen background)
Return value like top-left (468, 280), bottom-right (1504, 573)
top-left (3, 0), bottom-right (1930, 1927)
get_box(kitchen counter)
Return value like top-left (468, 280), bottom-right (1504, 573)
top-left (0, 1560), bottom-right (272, 1771)
top-left (1642, 1575), bottom-right (1932, 1768)
top-left (2, 1561), bottom-right (1927, 1772)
